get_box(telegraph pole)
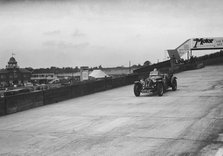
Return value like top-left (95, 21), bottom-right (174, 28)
top-left (129, 61), bottom-right (131, 74)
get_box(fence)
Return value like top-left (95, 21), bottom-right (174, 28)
top-left (0, 74), bottom-right (138, 116)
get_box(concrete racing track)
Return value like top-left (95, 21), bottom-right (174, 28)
top-left (0, 65), bottom-right (223, 156)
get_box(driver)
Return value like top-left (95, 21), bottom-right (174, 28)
top-left (150, 68), bottom-right (160, 76)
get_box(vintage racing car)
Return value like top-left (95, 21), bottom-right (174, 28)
top-left (134, 69), bottom-right (177, 96)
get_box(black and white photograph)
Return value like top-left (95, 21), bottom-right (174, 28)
top-left (0, 0), bottom-right (223, 155)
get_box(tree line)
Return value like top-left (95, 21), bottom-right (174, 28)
top-left (24, 61), bottom-right (152, 74)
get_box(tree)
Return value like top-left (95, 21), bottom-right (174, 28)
top-left (98, 65), bottom-right (102, 69)
top-left (137, 64), bottom-right (142, 67)
top-left (25, 67), bottom-right (34, 72)
top-left (143, 60), bottom-right (151, 66)
top-left (74, 66), bottom-right (79, 72)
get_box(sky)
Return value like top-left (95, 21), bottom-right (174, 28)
top-left (0, 0), bottom-right (223, 68)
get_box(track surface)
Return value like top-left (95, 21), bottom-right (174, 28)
top-left (0, 65), bottom-right (223, 156)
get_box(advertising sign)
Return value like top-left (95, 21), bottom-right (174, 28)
top-left (80, 66), bottom-right (89, 81)
top-left (82, 70), bottom-right (89, 81)
top-left (191, 37), bottom-right (223, 50)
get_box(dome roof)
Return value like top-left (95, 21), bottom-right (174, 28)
top-left (8, 57), bottom-right (17, 64)
top-left (6, 56), bottom-right (18, 69)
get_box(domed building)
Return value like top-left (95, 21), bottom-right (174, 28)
top-left (0, 56), bottom-right (31, 87)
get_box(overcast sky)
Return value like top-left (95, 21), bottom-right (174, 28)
top-left (0, 0), bottom-right (222, 68)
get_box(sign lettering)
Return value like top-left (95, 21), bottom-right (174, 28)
top-left (193, 38), bottom-right (214, 48)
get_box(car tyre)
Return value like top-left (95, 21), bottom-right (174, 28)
top-left (134, 84), bottom-right (141, 97)
top-left (172, 79), bottom-right (177, 91)
top-left (157, 83), bottom-right (164, 96)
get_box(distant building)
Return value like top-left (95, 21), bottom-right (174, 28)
top-left (56, 73), bottom-right (80, 81)
top-left (0, 57), bottom-right (31, 87)
top-left (101, 67), bottom-right (136, 77)
top-left (31, 73), bottom-right (57, 84)
top-left (31, 72), bottom-right (80, 84)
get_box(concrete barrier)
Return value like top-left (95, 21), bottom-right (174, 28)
top-left (0, 74), bottom-right (138, 116)
top-left (0, 98), bottom-right (6, 116)
top-left (202, 56), bottom-right (223, 66)
top-left (5, 91), bottom-right (44, 114)
top-left (134, 51), bottom-right (223, 75)
top-left (111, 77), bottom-right (126, 88)
top-left (43, 86), bottom-right (72, 105)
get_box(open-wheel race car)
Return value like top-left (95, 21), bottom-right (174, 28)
top-left (134, 69), bottom-right (177, 96)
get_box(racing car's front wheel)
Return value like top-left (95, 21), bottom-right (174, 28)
top-left (172, 79), bottom-right (177, 91)
top-left (134, 84), bottom-right (141, 97)
top-left (157, 83), bottom-right (164, 96)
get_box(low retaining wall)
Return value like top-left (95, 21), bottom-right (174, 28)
top-left (173, 56), bottom-right (223, 73)
top-left (0, 74), bottom-right (138, 115)
top-left (202, 56), bottom-right (223, 66)
top-left (0, 98), bottom-right (6, 116)
top-left (42, 75), bottom-right (137, 105)
top-left (43, 86), bottom-right (72, 105)
top-left (5, 91), bottom-right (44, 114)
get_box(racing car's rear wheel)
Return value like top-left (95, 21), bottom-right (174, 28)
top-left (134, 84), bottom-right (141, 97)
top-left (157, 83), bottom-right (164, 96)
top-left (172, 79), bottom-right (177, 91)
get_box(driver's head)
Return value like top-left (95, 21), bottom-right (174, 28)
top-left (153, 68), bottom-right (157, 71)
